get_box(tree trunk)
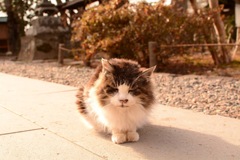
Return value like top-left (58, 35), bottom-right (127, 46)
top-left (208, 0), bottom-right (232, 64)
top-left (231, 1), bottom-right (240, 59)
top-left (172, 0), bottom-right (188, 11)
top-left (231, 27), bottom-right (240, 59)
top-left (189, 0), bottom-right (221, 65)
top-left (115, 0), bottom-right (129, 9)
top-left (56, 0), bottom-right (63, 5)
top-left (4, 0), bottom-right (21, 56)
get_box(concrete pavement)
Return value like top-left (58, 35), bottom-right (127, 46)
top-left (0, 72), bottom-right (240, 160)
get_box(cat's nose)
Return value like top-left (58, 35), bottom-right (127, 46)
top-left (119, 99), bottom-right (128, 103)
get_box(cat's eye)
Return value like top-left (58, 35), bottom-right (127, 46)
top-left (129, 88), bottom-right (141, 95)
top-left (129, 89), bottom-right (134, 93)
top-left (105, 85), bottom-right (118, 94)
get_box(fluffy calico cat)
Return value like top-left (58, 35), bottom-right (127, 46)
top-left (76, 58), bottom-right (156, 144)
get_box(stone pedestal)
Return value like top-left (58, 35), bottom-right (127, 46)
top-left (18, 16), bottom-right (68, 61)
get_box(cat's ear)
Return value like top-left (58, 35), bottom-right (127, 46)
top-left (132, 66), bottom-right (156, 84)
top-left (101, 58), bottom-right (113, 73)
top-left (141, 66), bottom-right (156, 78)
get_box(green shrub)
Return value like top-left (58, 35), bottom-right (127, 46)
top-left (72, 1), bottom-right (214, 67)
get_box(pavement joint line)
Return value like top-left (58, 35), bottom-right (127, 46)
top-left (0, 104), bottom-right (106, 159)
top-left (42, 128), bottom-right (107, 160)
top-left (35, 89), bottom-right (78, 95)
top-left (0, 104), bottom-right (45, 129)
top-left (0, 128), bottom-right (44, 136)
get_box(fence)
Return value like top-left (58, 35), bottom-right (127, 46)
top-left (58, 42), bottom-right (240, 66)
top-left (148, 41), bottom-right (240, 67)
top-left (58, 44), bottom-right (84, 65)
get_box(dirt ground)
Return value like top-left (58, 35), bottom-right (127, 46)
top-left (157, 53), bottom-right (240, 79)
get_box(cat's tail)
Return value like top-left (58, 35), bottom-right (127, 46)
top-left (76, 87), bottom-right (87, 114)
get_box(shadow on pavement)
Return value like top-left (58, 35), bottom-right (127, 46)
top-left (123, 125), bottom-right (240, 160)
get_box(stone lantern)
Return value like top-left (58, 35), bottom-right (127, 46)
top-left (35, 0), bottom-right (58, 16)
top-left (18, 0), bottom-right (68, 61)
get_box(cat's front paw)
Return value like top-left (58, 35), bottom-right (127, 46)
top-left (111, 133), bottom-right (127, 144)
top-left (127, 131), bottom-right (139, 142)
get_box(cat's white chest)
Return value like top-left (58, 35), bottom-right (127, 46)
top-left (100, 104), bottom-right (148, 131)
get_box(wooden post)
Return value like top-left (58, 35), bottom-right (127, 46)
top-left (148, 41), bottom-right (157, 67)
top-left (58, 43), bottom-right (64, 65)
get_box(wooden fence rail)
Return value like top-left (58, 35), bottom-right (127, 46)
top-left (159, 43), bottom-right (240, 48)
top-left (58, 43), bottom-right (84, 65)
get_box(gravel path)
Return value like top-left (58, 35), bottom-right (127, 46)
top-left (0, 60), bottom-right (239, 119)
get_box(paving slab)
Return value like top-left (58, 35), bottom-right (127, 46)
top-left (0, 129), bottom-right (103, 160)
top-left (0, 72), bottom-right (240, 160)
top-left (0, 73), bottom-right (76, 96)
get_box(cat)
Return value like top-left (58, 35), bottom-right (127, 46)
top-left (76, 58), bottom-right (156, 144)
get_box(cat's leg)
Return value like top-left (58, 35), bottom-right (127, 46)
top-left (111, 129), bottom-right (127, 144)
top-left (126, 129), bottom-right (139, 142)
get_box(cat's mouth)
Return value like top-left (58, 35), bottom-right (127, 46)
top-left (120, 104), bottom-right (128, 108)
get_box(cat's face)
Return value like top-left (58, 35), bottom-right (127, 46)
top-left (96, 59), bottom-right (155, 109)
top-left (105, 83), bottom-right (140, 108)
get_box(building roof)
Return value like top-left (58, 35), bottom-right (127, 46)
top-left (62, 0), bottom-right (85, 9)
top-left (0, 17), bottom-right (7, 23)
